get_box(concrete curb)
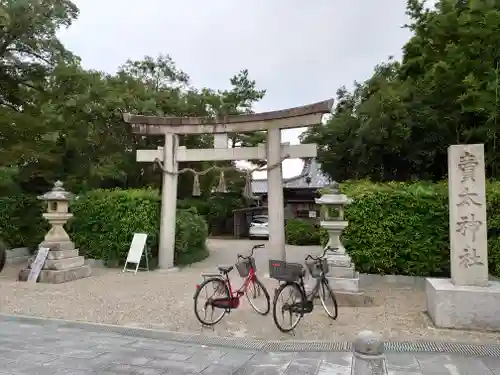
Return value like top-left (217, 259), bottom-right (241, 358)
top-left (1, 313), bottom-right (500, 356)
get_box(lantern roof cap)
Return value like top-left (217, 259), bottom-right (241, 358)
top-left (38, 181), bottom-right (74, 201)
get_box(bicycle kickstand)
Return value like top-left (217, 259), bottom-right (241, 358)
top-left (200, 323), bottom-right (215, 333)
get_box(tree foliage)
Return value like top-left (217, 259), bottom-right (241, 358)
top-left (0, 0), bottom-right (266, 197)
top-left (303, 0), bottom-right (500, 182)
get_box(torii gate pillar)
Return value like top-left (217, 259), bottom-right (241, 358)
top-left (159, 133), bottom-right (178, 270)
top-left (266, 127), bottom-right (286, 260)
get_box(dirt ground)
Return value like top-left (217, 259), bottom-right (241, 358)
top-left (1, 239), bottom-right (499, 343)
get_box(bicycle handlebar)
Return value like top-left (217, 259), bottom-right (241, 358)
top-left (305, 246), bottom-right (336, 261)
top-left (237, 244), bottom-right (265, 259)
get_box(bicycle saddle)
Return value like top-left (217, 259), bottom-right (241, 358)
top-left (217, 265), bottom-right (234, 273)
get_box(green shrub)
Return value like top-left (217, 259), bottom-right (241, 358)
top-left (285, 218), bottom-right (324, 246)
top-left (341, 182), bottom-right (450, 277)
top-left (68, 189), bottom-right (208, 267)
top-left (341, 180), bottom-right (500, 277)
top-left (175, 208), bottom-right (209, 265)
top-left (286, 180), bottom-right (500, 278)
top-left (0, 195), bottom-right (46, 249)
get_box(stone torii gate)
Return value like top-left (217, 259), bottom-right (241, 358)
top-left (123, 99), bottom-right (333, 270)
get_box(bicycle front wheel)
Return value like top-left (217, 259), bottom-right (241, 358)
top-left (193, 277), bottom-right (230, 326)
top-left (272, 282), bottom-right (304, 333)
top-left (245, 277), bottom-right (270, 315)
top-left (319, 278), bottom-right (338, 320)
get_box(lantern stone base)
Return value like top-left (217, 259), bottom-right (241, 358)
top-left (40, 240), bottom-right (75, 251)
top-left (326, 253), bottom-right (372, 306)
top-left (426, 278), bottom-right (500, 330)
top-left (19, 265), bottom-right (91, 284)
top-left (18, 247), bottom-right (91, 284)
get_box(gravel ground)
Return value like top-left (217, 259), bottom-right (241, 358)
top-left (1, 239), bottom-right (499, 343)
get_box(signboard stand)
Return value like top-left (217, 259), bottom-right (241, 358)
top-left (27, 247), bottom-right (50, 283)
top-left (123, 233), bottom-right (149, 275)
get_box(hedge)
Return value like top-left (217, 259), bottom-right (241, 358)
top-left (284, 181), bottom-right (500, 278)
top-left (285, 219), bottom-right (325, 246)
top-left (68, 189), bottom-right (208, 267)
top-left (340, 181), bottom-right (451, 277)
top-left (3, 181), bottom-right (500, 277)
top-left (0, 195), bottom-right (46, 250)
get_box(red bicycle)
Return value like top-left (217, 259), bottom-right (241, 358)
top-left (193, 244), bottom-right (270, 326)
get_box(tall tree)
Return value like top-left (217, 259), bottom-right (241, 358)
top-left (304, 0), bottom-right (500, 181)
top-left (0, 0), bottom-right (79, 190)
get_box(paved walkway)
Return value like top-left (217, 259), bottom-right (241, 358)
top-left (0, 319), bottom-right (499, 374)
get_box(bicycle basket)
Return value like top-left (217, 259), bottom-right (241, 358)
top-left (235, 257), bottom-right (256, 277)
top-left (305, 258), bottom-right (329, 278)
top-left (269, 260), bottom-right (304, 282)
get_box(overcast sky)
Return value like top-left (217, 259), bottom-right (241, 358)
top-left (58, 0), bottom-right (414, 178)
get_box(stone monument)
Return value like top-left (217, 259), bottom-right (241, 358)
top-left (426, 144), bottom-right (500, 330)
top-left (315, 182), bottom-right (372, 306)
top-left (18, 181), bottom-right (91, 283)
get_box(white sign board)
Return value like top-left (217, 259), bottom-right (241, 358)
top-left (27, 247), bottom-right (49, 283)
top-left (309, 210), bottom-right (317, 218)
top-left (123, 233), bottom-right (149, 274)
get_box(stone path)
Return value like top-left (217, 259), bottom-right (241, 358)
top-left (0, 318), bottom-right (499, 374)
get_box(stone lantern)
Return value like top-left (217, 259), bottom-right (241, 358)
top-left (316, 182), bottom-right (352, 255)
top-left (18, 181), bottom-right (91, 283)
top-left (39, 180), bottom-right (75, 250)
top-left (315, 182), bottom-right (370, 306)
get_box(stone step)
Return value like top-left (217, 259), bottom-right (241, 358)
top-left (47, 249), bottom-right (79, 260)
top-left (19, 265), bottom-right (91, 284)
top-left (328, 266), bottom-right (355, 278)
top-left (39, 241), bottom-right (75, 251)
top-left (43, 256), bottom-right (85, 270)
top-left (327, 276), bottom-right (360, 292)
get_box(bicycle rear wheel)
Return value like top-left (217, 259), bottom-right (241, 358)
top-left (319, 278), bottom-right (338, 320)
top-left (272, 282), bottom-right (304, 333)
top-left (193, 277), bottom-right (230, 326)
top-left (245, 277), bottom-right (270, 315)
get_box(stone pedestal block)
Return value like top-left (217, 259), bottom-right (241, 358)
top-left (20, 247), bottom-right (90, 284)
top-left (325, 252), bottom-right (371, 307)
top-left (40, 240), bottom-right (75, 251)
top-left (46, 249), bottom-right (79, 260)
top-left (19, 265), bottom-right (91, 284)
top-left (426, 278), bottom-right (500, 330)
top-left (328, 274), bottom-right (360, 292)
top-left (43, 256), bottom-right (84, 270)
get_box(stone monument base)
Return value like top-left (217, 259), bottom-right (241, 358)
top-left (426, 278), bottom-right (500, 330)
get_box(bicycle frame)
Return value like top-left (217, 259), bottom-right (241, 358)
top-left (195, 244), bottom-right (265, 312)
top-left (228, 266), bottom-right (256, 297)
top-left (195, 265), bottom-right (257, 310)
top-left (280, 263), bottom-right (328, 315)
